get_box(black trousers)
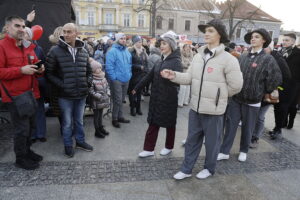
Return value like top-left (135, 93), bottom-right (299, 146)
top-left (129, 92), bottom-right (142, 110)
top-left (93, 108), bottom-right (103, 130)
top-left (6, 103), bottom-right (36, 159)
top-left (274, 82), bottom-right (300, 129)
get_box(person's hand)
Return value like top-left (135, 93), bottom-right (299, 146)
top-left (27, 10), bottom-right (35, 22)
top-left (132, 90), bottom-right (136, 95)
top-left (21, 65), bottom-right (38, 75)
top-left (160, 69), bottom-right (175, 80)
top-left (36, 64), bottom-right (45, 74)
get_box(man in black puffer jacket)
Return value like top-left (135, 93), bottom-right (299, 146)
top-left (46, 23), bottom-right (93, 158)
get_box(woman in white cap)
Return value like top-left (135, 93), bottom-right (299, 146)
top-left (132, 34), bottom-right (182, 158)
top-left (161, 19), bottom-right (243, 179)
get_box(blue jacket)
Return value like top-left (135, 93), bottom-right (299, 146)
top-left (105, 43), bottom-right (132, 82)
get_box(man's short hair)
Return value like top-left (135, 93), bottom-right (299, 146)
top-left (5, 15), bottom-right (24, 26)
top-left (284, 33), bottom-right (296, 40)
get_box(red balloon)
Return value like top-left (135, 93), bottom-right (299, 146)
top-left (31, 25), bottom-right (43, 40)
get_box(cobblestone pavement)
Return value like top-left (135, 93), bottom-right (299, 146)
top-left (0, 121), bottom-right (299, 188)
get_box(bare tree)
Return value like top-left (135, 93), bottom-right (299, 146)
top-left (202, 0), bottom-right (260, 40)
top-left (135, 0), bottom-right (170, 37)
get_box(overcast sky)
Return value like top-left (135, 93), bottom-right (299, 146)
top-left (246, 0), bottom-right (300, 32)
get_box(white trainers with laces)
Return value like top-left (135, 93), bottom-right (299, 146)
top-left (217, 153), bottom-right (230, 161)
top-left (138, 151), bottom-right (154, 158)
top-left (173, 171), bottom-right (192, 180)
top-left (160, 148), bottom-right (172, 156)
top-left (181, 139), bottom-right (186, 145)
top-left (196, 169), bottom-right (212, 179)
top-left (238, 152), bottom-right (247, 162)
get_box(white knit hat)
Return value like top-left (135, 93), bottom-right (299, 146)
top-left (115, 33), bottom-right (125, 42)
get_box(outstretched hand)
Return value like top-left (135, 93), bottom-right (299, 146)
top-left (160, 69), bottom-right (175, 80)
top-left (132, 90), bottom-right (136, 95)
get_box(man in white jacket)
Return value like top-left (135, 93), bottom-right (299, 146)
top-left (161, 19), bottom-right (243, 179)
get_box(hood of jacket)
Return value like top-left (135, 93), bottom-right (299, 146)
top-left (112, 43), bottom-right (127, 51)
top-left (150, 47), bottom-right (161, 56)
top-left (163, 48), bottom-right (181, 61)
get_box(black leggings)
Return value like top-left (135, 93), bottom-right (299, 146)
top-left (93, 109), bottom-right (103, 130)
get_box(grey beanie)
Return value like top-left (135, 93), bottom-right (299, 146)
top-left (160, 34), bottom-right (177, 51)
top-left (132, 35), bottom-right (142, 45)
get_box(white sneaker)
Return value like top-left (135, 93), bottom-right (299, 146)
top-left (238, 152), bottom-right (247, 162)
top-left (160, 148), bottom-right (172, 156)
top-left (138, 151), bottom-right (154, 158)
top-left (217, 153), bottom-right (230, 161)
top-left (181, 139), bottom-right (186, 145)
top-left (173, 171), bottom-right (191, 180)
top-left (196, 169), bottom-right (212, 179)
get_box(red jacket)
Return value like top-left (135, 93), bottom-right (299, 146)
top-left (0, 34), bottom-right (40, 102)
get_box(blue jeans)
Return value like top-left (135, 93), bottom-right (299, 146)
top-left (58, 97), bottom-right (86, 147)
top-left (32, 98), bottom-right (46, 139)
top-left (252, 104), bottom-right (271, 139)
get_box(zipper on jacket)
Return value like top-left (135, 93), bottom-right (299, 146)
top-left (196, 55), bottom-right (215, 113)
top-left (215, 88), bottom-right (220, 108)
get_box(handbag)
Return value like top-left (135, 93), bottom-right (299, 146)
top-left (264, 89), bottom-right (279, 104)
top-left (1, 77), bottom-right (38, 118)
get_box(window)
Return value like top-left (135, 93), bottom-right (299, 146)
top-left (139, 0), bottom-right (145, 4)
top-left (75, 10), bottom-right (80, 25)
top-left (236, 28), bottom-right (241, 39)
top-left (269, 31), bottom-right (273, 39)
top-left (124, 14), bottom-right (130, 27)
top-left (156, 16), bottom-right (162, 29)
top-left (124, 0), bottom-right (131, 4)
top-left (168, 18), bottom-right (174, 30)
top-left (185, 20), bottom-right (191, 31)
top-left (105, 13), bottom-right (113, 24)
top-left (199, 20), bottom-right (205, 25)
top-left (247, 29), bottom-right (252, 33)
top-left (105, 0), bottom-right (112, 2)
top-left (138, 14), bottom-right (145, 27)
top-left (87, 11), bottom-right (95, 25)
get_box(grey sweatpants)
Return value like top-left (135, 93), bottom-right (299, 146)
top-left (220, 99), bottom-right (260, 154)
top-left (110, 80), bottom-right (129, 120)
top-left (181, 109), bottom-right (223, 175)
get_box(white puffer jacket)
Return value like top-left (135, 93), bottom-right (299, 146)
top-left (172, 44), bottom-right (243, 115)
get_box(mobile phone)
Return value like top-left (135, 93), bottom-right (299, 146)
top-left (32, 4), bottom-right (36, 11)
top-left (34, 60), bottom-right (43, 69)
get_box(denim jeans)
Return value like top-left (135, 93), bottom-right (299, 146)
top-left (252, 105), bottom-right (271, 139)
top-left (58, 97), bottom-right (86, 147)
top-left (32, 98), bottom-right (46, 139)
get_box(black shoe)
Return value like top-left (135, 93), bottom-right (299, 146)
top-left (123, 100), bottom-right (126, 104)
top-left (130, 107), bottom-right (136, 116)
top-left (76, 142), bottom-right (93, 152)
top-left (65, 146), bottom-right (74, 158)
top-left (118, 118), bottom-right (130, 123)
top-left (99, 126), bottom-right (109, 136)
top-left (287, 119), bottom-right (294, 129)
top-left (31, 139), bottom-right (37, 143)
top-left (27, 150), bottom-right (43, 162)
top-left (136, 108), bottom-right (143, 115)
top-left (95, 130), bottom-right (105, 138)
top-left (112, 120), bottom-right (121, 128)
top-left (38, 138), bottom-right (47, 142)
top-left (270, 130), bottom-right (282, 140)
top-left (15, 157), bottom-right (39, 170)
top-left (143, 92), bottom-right (150, 96)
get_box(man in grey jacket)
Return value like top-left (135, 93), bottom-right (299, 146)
top-left (217, 28), bottom-right (282, 162)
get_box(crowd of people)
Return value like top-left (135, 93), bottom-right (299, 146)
top-left (0, 12), bottom-right (300, 182)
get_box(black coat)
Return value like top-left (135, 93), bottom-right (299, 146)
top-left (285, 47), bottom-right (300, 83)
top-left (45, 37), bottom-right (92, 99)
top-left (134, 48), bottom-right (182, 127)
top-left (128, 48), bottom-right (148, 91)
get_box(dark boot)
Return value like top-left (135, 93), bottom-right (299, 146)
top-left (287, 109), bottom-right (297, 129)
top-left (270, 129), bottom-right (282, 140)
top-left (27, 150), bottom-right (43, 162)
top-left (136, 107), bottom-right (143, 115)
top-left (99, 126), bottom-right (109, 136)
top-left (112, 120), bottom-right (120, 128)
top-left (95, 129), bottom-right (105, 138)
top-left (15, 157), bottom-right (39, 170)
top-left (130, 107), bottom-right (136, 116)
top-left (287, 118), bottom-right (294, 129)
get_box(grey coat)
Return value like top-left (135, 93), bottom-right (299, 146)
top-left (89, 77), bottom-right (110, 109)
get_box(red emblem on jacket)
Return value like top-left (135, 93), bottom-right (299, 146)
top-left (252, 63), bottom-right (257, 68)
top-left (207, 67), bottom-right (214, 73)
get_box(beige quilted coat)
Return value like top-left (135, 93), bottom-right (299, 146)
top-left (172, 44), bottom-right (243, 115)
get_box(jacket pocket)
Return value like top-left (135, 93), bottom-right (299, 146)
top-left (215, 88), bottom-right (220, 108)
